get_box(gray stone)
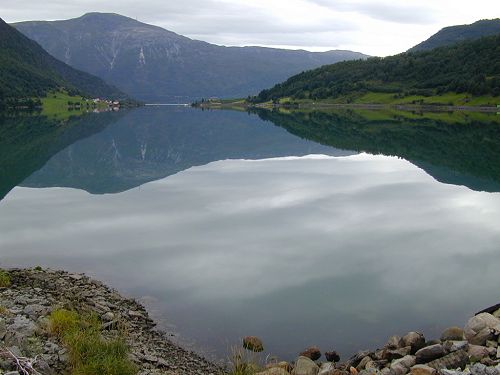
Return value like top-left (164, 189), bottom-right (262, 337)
top-left (359, 369), bottom-right (380, 375)
top-left (383, 347), bottom-right (411, 361)
top-left (386, 336), bottom-right (403, 349)
top-left (441, 327), bottom-right (465, 341)
top-left (101, 312), bottom-right (115, 322)
top-left (468, 345), bottom-right (491, 361)
top-left (0, 318), bottom-right (6, 339)
top-left (293, 356), bottom-right (320, 375)
top-left (403, 333), bottom-right (426, 355)
top-left (23, 304), bottom-right (47, 319)
top-left (426, 349), bottom-right (468, 370)
top-left (445, 341), bottom-right (469, 353)
top-left (416, 344), bottom-right (446, 364)
top-left (258, 368), bottom-right (291, 375)
top-left (319, 362), bottom-right (335, 375)
top-left (357, 356), bottom-right (372, 371)
top-left (464, 314), bottom-right (500, 346)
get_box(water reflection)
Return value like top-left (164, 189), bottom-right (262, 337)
top-left (1, 154), bottom-right (499, 360)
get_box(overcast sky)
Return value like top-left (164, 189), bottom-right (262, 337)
top-left (1, 0), bottom-right (499, 56)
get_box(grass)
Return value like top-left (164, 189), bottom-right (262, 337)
top-left (0, 269), bottom-right (11, 287)
top-left (228, 346), bottom-right (263, 375)
top-left (40, 90), bottom-right (110, 119)
top-left (49, 309), bottom-right (136, 375)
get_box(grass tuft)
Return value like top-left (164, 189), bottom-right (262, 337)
top-left (0, 269), bottom-right (11, 288)
top-left (228, 346), bottom-right (262, 375)
top-left (49, 309), bottom-right (136, 375)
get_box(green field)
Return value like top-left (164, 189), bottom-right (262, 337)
top-left (40, 90), bottom-right (110, 119)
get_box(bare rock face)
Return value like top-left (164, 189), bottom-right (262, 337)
top-left (243, 336), bottom-right (264, 352)
top-left (464, 313), bottom-right (500, 345)
top-left (300, 346), bottom-right (322, 361)
top-left (468, 345), bottom-right (492, 361)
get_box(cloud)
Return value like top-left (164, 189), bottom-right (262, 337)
top-left (1, 0), bottom-right (498, 56)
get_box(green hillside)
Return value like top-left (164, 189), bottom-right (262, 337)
top-left (0, 17), bottom-right (127, 109)
top-left (409, 19), bottom-right (500, 52)
top-left (253, 35), bottom-right (500, 105)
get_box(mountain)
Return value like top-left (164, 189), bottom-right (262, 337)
top-left (0, 18), bottom-right (126, 104)
top-left (254, 35), bottom-right (500, 103)
top-left (13, 13), bottom-right (368, 103)
top-left (409, 19), bottom-right (500, 52)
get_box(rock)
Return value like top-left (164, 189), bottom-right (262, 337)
top-left (23, 304), bottom-right (47, 320)
top-left (464, 314), bottom-right (500, 346)
top-left (293, 356), bottom-right (319, 375)
top-left (486, 341), bottom-right (498, 349)
top-left (416, 344), bottom-right (446, 364)
top-left (359, 369), bottom-right (380, 375)
top-left (350, 367), bottom-right (359, 375)
top-left (346, 351), bottom-right (373, 368)
top-left (357, 357), bottom-right (372, 371)
top-left (444, 341), bottom-right (469, 353)
top-left (493, 309), bottom-right (500, 319)
top-left (243, 336), bottom-right (264, 352)
top-left (441, 327), bottom-right (465, 341)
top-left (386, 336), bottom-right (403, 349)
top-left (426, 349), bottom-right (468, 370)
top-left (0, 318), bottom-right (6, 339)
top-left (468, 345), bottom-right (491, 362)
top-left (325, 351), bottom-right (341, 362)
top-left (395, 356), bottom-right (417, 369)
top-left (258, 368), bottom-right (290, 375)
top-left (301, 346), bottom-right (322, 361)
top-left (410, 365), bottom-right (437, 375)
top-left (383, 347), bottom-right (411, 361)
top-left (319, 362), bottom-right (336, 375)
top-left (101, 312), bottom-right (115, 322)
top-left (403, 332), bottom-right (426, 355)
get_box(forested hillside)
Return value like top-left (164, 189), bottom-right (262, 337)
top-left (254, 35), bottom-right (500, 103)
top-left (0, 17), bottom-right (126, 108)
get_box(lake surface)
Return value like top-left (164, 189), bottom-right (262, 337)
top-left (1, 107), bottom-right (500, 361)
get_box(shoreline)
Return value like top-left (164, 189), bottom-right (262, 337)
top-left (1, 268), bottom-right (499, 375)
top-left (192, 101), bottom-right (500, 113)
top-left (0, 268), bottom-right (223, 375)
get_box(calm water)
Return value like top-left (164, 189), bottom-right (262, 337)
top-left (1, 107), bottom-right (500, 361)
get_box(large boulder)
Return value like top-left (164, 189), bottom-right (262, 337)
top-left (293, 356), bottom-right (319, 375)
top-left (318, 362), bottom-right (335, 375)
top-left (243, 336), bottom-right (264, 352)
top-left (415, 344), bottom-right (445, 364)
top-left (300, 346), bottom-right (322, 361)
top-left (386, 336), bottom-right (403, 349)
top-left (464, 313), bottom-right (500, 346)
top-left (441, 327), bottom-right (465, 341)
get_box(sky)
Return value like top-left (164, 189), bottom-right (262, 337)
top-left (1, 0), bottom-right (499, 56)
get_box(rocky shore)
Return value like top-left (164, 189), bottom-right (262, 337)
top-left (251, 307), bottom-right (500, 375)
top-left (0, 268), bottom-right (222, 375)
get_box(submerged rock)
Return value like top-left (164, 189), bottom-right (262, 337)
top-left (325, 351), bottom-right (341, 363)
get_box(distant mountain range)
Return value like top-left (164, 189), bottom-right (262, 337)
top-left (409, 18), bottom-right (500, 52)
top-left (0, 18), bottom-right (126, 103)
top-left (13, 13), bottom-right (368, 103)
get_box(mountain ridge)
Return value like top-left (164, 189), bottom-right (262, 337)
top-left (13, 13), bottom-right (368, 102)
top-left (409, 18), bottom-right (500, 52)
